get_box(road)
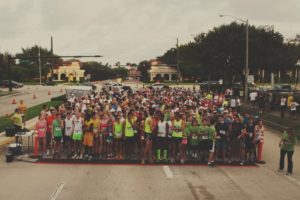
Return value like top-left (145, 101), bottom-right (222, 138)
top-left (0, 85), bottom-right (68, 117)
top-left (0, 127), bottom-right (299, 200)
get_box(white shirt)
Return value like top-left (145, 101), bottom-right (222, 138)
top-left (249, 92), bottom-right (257, 101)
top-left (65, 116), bottom-right (74, 136)
top-left (73, 117), bottom-right (83, 134)
top-left (157, 121), bottom-right (167, 137)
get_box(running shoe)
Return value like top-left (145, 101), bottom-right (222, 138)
top-left (72, 154), bottom-right (78, 159)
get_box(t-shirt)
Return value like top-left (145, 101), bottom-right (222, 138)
top-left (287, 96), bottom-right (294, 107)
top-left (280, 98), bottom-right (287, 106)
top-left (11, 113), bottom-right (22, 127)
top-left (46, 115), bottom-right (56, 133)
top-left (245, 125), bottom-right (255, 141)
top-left (249, 92), bottom-right (257, 101)
top-left (65, 116), bottom-right (74, 136)
top-left (186, 126), bottom-right (200, 146)
top-left (281, 131), bottom-right (297, 151)
top-left (215, 122), bottom-right (228, 140)
top-left (198, 125), bottom-right (210, 140)
top-left (230, 122), bottom-right (244, 139)
top-left (52, 120), bottom-right (62, 137)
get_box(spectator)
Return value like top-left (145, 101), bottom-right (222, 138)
top-left (278, 128), bottom-right (297, 176)
top-left (280, 96), bottom-right (287, 118)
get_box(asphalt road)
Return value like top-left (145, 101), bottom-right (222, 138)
top-left (0, 127), bottom-right (299, 200)
top-left (0, 85), bottom-right (68, 117)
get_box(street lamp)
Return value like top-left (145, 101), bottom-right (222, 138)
top-left (296, 60), bottom-right (300, 86)
top-left (220, 14), bottom-right (249, 101)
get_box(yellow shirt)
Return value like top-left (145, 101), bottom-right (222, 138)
top-left (11, 113), bottom-right (22, 127)
top-left (287, 96), bottom-right (294, 107)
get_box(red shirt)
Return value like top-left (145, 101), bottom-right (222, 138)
top-left (46, 115), bottom-right (56, 133)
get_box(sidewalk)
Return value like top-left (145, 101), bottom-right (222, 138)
top-left (0, 117), bottom-right (38, 147)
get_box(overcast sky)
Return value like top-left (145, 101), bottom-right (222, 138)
top-left (0, 0), bottom-right (299, 65)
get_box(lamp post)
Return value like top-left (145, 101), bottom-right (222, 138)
top-left (296, 60), bottom-right (300, 87)
top-left (220, 14), bottom-right (249, 101)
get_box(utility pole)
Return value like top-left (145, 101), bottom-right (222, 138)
top-left (176, 37), bottom-right (180, 83)
top-left (38, 48), bottom-right (42, 85)
top-left (244, 19), bottom-right (249, 102)
top-left (7, 55), bottom-right (12, 92)
top-left (50, 36), bottom-right (53, 81)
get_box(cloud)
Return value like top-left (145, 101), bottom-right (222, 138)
top-left (0, 0), bottom-right (299, 64)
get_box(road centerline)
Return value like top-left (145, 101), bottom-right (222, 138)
top-left (49, 182), bottom-right (65, 200)
top-left (163, 165), bottom-right (174, 179)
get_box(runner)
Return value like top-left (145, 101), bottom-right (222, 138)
top-left (278, 128), bottom-right (297, 175)
top-left (52, 113), bottom-right (63, 158)
top-left (64, 111), bottom-right (74, 157)
top-left (215, 116), bottom-right (228, 162)
top-left (113, 115), bottom-right (123, 159)
top-left (171, 112), bottom-right (184, 163)
top-left (72, 111), bottom-right (84, 159)
top-left (156, 113), bottom-right (168, 162)
top-left (35, 112), bottom-right (47, 156)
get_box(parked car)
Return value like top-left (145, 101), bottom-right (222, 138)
top-left (112, 83), bottom-right (123, 91)
top-left (0, 80), bottom-right (23, 88)
top-left (150, 83), bottom-right (169, 90)
top-left (80, 82), bottom-right (97, 90)
top-left (268, 84), bottom-right (293, 95)
top-left (42, 80), bottom-right (56, 86)
top-left (102, 82), bottom-right (113, 90)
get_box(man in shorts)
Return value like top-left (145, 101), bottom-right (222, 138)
top-left (72, 112), bottom-right (84, 159)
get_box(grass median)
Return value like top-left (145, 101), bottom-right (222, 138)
top-left (0, 100), bottom-right (63, 133)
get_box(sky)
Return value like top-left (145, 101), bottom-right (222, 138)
top-left (0, 0), bottom-right (299, 65)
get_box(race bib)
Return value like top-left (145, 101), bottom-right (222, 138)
top-left (55, 127), bottom-right (62, 131)
top-left (192, 135), bottom-right (198, 140)
top-left (202, 136), bottom-right (208, 140)
top-left (219, 130), bottom-right (226, 135)
top-left (39, 128), bottom-right (46, 132)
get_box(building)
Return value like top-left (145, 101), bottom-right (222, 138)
top-left (48, 61), bottom-right (85, 82)
top-left (148, 60), bottom-right (181, 82)
top-left (128, 67), bottom-right (141, 80)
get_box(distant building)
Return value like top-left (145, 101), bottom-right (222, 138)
top-left (148, 60), bottom-right (181, 82)
top-left (128, 67), bottom-right (141, 80)
top-left (48, 61), bottom-right (85, 82)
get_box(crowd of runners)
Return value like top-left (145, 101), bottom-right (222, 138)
top-left (34, 85), bottom-right (267, 166)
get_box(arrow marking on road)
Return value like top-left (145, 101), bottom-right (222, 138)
top-left (49, 182), bottom-right (65, 200)
top-left (163, 166), bottom-right (174, 179)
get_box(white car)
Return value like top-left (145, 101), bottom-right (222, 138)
top-left (112, 83), bottom-right (123, 91)
top-left (151, 83), bottom-right (168, 90)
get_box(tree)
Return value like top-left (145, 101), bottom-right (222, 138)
top-left (137, 60), bottom-right (151, 82)
top-left (156, 22), bottom-right (300, 83)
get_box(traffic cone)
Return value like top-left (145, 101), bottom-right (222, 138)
top-left (48, 91), bottom-right (51, 95)
top-left (33, 93), bottom-right (36, 99)
top-left (11, 98), bottom-right (16, 104)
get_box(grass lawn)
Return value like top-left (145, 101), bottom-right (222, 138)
top-left (0, 100), bottom-right (63, 133)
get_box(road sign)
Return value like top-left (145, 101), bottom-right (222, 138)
top-left (247, 75), bottom-right (254, 83)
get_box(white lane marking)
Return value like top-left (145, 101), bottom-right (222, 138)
top-left (49, 182), bottom-right (65, 200)
top-left (285, 175), bottom-right (300, 187)
top-left (163, 166), bottom-right (174, 179)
